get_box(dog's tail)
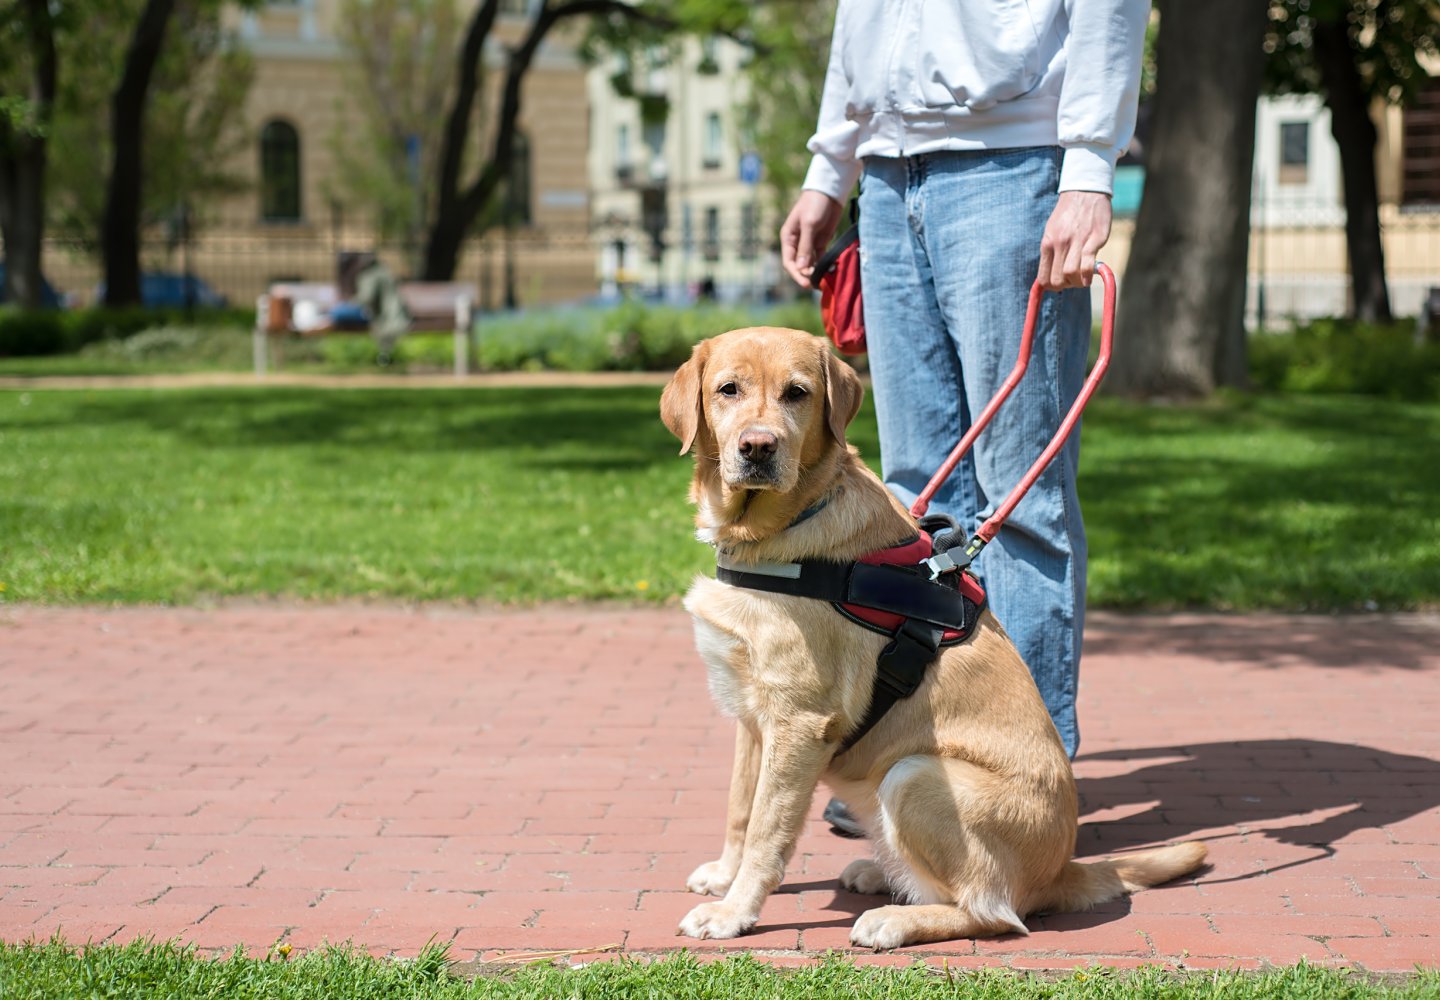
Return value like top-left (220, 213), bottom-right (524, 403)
top-left (1033, 842), bottom-right (1208, 914)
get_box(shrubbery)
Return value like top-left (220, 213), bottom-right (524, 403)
top-left (473, 300), bottom-right (826, 373)
top-left (1249, 318), bottom-right (1439, 401)
top-left (0, 305), bottom-right (251, 357)
top-left (7, 299), bottom-right (1438, 403)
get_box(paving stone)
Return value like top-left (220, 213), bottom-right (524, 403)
top-left (0, 606), bottom-right (1437, 971)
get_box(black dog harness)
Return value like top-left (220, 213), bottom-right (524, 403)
top-left (715, 519), bottom-right (986, 754)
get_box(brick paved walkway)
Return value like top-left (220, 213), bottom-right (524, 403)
top-left (1, 605), bottom-right (1437, 972)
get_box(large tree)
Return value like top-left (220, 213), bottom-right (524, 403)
top-left (49, 1), bottom-right (252, 253)
top-left (421, 0), bottom-right (737, 280)
top-left (0, 0), bottom-right (58, 308)
top-left (100, 0), bottom-right (178, 307)
top-left (1108, 0), bottom-right (1271, 398)
top-left (424, 0), bottom-right (614, 280)
top-left (1265, 0), bottom-right (1439, 323)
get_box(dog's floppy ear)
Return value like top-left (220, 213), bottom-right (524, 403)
top-left (823, 347), bottom-right (864, 445)
top-left (660, 339), bottom-right (712, 455)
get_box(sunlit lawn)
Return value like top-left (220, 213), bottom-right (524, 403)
top-left (2, 942), bottom-right (1438, 1000)
top-left (1, 385), bottom-right (1436, 610)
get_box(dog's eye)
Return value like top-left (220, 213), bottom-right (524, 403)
top-left (785, 384), bottom-right (808, 401)
top-left (717, 382), bottom-right (738, 397)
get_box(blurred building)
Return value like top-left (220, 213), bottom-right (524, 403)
top-left (43, 0), bottom-right (596, 310)
top-left (1244, 84), bottom-right (1440, 322)
top-left (1109, 71), bottom-right (1440, 325)
top-left (587, 37), bottom-right (780, 304)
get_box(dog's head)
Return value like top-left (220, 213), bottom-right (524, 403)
top-left (660, 327), bottom-right (864, 503)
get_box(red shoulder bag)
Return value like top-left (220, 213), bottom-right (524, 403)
top-left (810, 216), bottom-right (865, 356)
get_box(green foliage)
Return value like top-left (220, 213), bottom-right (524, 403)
top-left (0, 308), bottom-right (66, 356)
top-left (329, 0), bottom-right (462, 238)
top-left (1249, 318), bottom-right (1440, 400)
top-left (475, 300), bottom-right (825, 373)
top-left (732, 1), bottom-right (838, 210)
top-left (0, 306), bottom-right (251, 357)
top-left (1265, 0), bottom-right (1440, 104)
top-left (1, 942), bottom-right (1438, 999)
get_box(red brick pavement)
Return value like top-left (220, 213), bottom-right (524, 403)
top-left (1, 605), bottom-right (1437, 971)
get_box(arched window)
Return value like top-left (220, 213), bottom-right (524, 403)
top-left (506, 130), bottom-right (532, 227)
top-left (260, 120), bottom-right (302, 222)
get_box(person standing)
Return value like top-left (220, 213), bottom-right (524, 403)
top-left (780, 0), bottom-right (1149, 771)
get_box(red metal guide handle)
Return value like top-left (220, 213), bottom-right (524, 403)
top-left (910, 262), bottom-right (1118, 552)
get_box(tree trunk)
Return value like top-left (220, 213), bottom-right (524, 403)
top-left (1312, 18), bottom-right (1392, 323)
top-left (101, 0), bottom-right (177, 308)
top-left (422, 0), bottom-right (641, 280)
top-left (1109, 0), bottom-right (1269, 398)
top-left (0, 135), bottom-right (49, 308)
top-left (0, 0), bottom-right (57, 309)
top-left (422, 211), bottom-right (473, 282)
top-left (422, 0), bottom-right (501, 281)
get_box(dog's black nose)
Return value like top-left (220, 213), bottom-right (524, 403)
top-left (738, 429), bottom-right (778, 460)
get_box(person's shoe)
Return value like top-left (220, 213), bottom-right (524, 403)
top-left (823, 797), bottom-right (866, 839)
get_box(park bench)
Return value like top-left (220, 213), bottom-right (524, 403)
top-left (252, 280), bottom-right (477, 376)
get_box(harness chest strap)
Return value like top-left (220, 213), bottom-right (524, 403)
top-left (714, 538), bottom-right (986, 754)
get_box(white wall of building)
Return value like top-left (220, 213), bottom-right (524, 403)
top-left (588, 38), bottom-right (778, 303)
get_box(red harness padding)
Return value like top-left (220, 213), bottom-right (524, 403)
top-left (840, 531), bottom-right (986, 642)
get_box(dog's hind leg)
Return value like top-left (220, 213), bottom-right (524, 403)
top-left (851, 902), bottom-right (1020, 950)
top-left (839, 859), bottom-right (890, 894)
top-left (686, 722), bottom-right (761, 897)
top-left (850, 755), bottom-right (1031, 949)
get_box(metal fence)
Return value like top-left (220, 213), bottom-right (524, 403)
top-left (25, 200), bottom-right (1440, 322)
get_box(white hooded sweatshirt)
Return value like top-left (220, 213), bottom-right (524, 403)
top-left (802, 0), bottom-right (1150, 200)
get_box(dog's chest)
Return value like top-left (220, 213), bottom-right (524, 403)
top-left (690, 615), bottom-right (753, 720)
top-left (684, 576), bottom-right (854, 724)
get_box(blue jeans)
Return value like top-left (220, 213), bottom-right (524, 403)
top-left (858, 148), bottom-right (1089, 758)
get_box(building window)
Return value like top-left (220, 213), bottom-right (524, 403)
top-left (616, 122), bottom-right (632, 182)
top-left (739, 203), bottom-right (757, 261)
top-left (1402, 76), bottom-right (1440, 207)
top-left (643, 119), bottom-right (666, 183)
top-left (703, 206), bottom-right (720, 261)
top-left (260, 119), bottom-right (302, 222)
top-left (698, 36), bottom-right (720, 75)
top-left (681, 203), bottom-right (694, 255)
top-left (506, 130), bottom-right (531, 226)
top-left (703, 112), bottom-right (723, 170)
top-left (1278, 120), bottom-right (1309, 185)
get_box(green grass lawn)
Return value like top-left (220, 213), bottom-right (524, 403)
top-left (1, 386), bottom-right (1436, 610)
top-left (2, 942), bottom-right (1436, 1000)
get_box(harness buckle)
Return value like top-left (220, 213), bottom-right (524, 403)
top-left (923, 547), bottom-right (971, 581)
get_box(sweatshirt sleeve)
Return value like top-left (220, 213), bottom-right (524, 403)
top-left (1056, 0), bottom-right (1151, 195)
top-left (801, 2), bottom-right (863, 202)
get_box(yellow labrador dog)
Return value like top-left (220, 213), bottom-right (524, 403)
top-left (661, 326), bottom-right (1206, 949)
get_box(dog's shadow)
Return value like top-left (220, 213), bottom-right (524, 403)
top-left (768, 738), bottom-right (1439, 939)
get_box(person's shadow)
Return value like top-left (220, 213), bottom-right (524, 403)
top-left (1075, 739), bottom-right (1440, 881)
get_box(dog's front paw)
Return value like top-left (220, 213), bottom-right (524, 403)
top-left (850, 905), bottom-right (914, 951)
top-left (677, 901), bottom-right (756, 940)
top-left (685, 859), bottom-right (737, 897)
top-left (838, 859), bottom-right (890, 895)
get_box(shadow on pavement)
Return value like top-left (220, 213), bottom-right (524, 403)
top-left (1085, 616), bottom-right (1440, 672)
top-left (1077, 739), bottom-right (1440, 877)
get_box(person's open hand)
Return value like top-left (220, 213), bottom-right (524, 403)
top-left (1037, 191), bottom-right (1112, 289)
top-left (780, 190), bottom-right (844, 289)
